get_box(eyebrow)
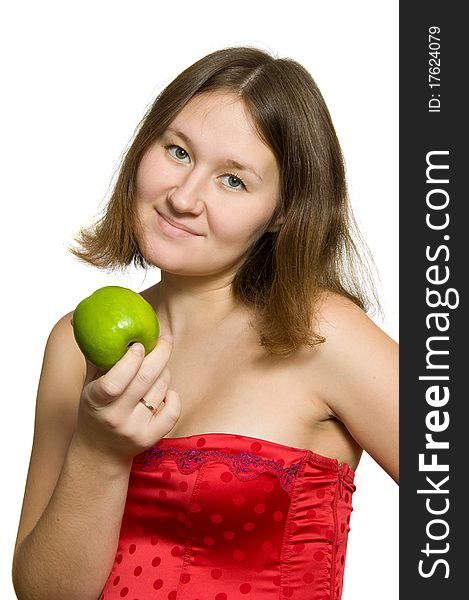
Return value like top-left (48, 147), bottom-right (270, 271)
top-left (165, 127), bottom-right (263, 182)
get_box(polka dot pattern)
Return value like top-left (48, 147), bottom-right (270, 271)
top-left (98, 433), bottom-right (355, 600)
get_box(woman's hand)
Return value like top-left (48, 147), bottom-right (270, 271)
top-left (74, 336), bottom-right (181, 461)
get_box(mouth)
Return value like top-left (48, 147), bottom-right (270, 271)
top-left (156, 211), bottom-right (201, 238)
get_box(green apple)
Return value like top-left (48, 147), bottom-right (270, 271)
top-left (72, 286), bottom-right (159, 371)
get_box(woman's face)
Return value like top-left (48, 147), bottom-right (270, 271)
top-left (135, 90), bottom-right (281, 277)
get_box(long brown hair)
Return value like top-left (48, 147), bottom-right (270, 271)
top-left (70, 46), bottom-right (380, 356)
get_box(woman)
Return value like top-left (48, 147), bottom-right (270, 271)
top-left (12, 46), bottom-right (398, 600)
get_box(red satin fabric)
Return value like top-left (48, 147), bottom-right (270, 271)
top-left (99, 433), bottom-right (355, 600)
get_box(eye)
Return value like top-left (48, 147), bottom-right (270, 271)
top-left (220, 173), bottom-right (247, 191)
top-left (166, 144), bottom-right (190, 163)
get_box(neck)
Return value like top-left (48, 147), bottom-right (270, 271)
top-left (151, 271), bottom-right (247, 339)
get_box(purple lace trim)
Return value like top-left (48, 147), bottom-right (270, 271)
top-left (133, 446), bottom-right (302, 494)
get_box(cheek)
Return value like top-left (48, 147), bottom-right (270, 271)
top-left (210, 202), bottom-right (275, 246)
top-left (136, 151), bottom-right (170, 201)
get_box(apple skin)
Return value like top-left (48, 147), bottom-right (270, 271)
top-left (72, 286), bottom-right (159, 372)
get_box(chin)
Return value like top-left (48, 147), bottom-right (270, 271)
top-left (141, 237), bottom-right (244, 278)
top-left (147, 253), bottom-right (239, 279)
top-left (142, 249), bottom-right (211, 276)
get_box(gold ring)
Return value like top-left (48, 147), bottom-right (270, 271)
top-left (139, 398), bottom-right (156, 412)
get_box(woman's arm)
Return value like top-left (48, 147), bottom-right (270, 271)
top-left (315, 293), bottom-right (399, 483)
top-left (12, 313), bottom-right (180, 600)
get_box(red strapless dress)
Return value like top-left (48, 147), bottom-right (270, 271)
top-left (98, 433), bottom-right (355, 600)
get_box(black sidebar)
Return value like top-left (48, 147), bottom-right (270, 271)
top-left (400, 2), bottom-right (466, 597)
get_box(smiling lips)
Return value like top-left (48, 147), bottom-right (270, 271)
top-left (156, 211), bottom-right (201, 238)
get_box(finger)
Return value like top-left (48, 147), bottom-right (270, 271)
top-left (137, 367), bottom-right (171, 414)
top-left (141, 389), bottom-right (182, 446)
top-left (90, 343), bottom-right (146, 406)
top-left (120, 337), bottom-right (173, 407)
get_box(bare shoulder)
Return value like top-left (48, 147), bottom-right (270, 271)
top-left (37, 309), bottom-right (88, 441)
top-left (35, 308), bottom-right (87, 434)
top-left (312, 291), bottom-right (399, 482)
top-left (312, 291), bottom-right (397, 373)
top-left (47, 310), bottom-right (81, 348)
top-left (41, 311), bottom-right (87, 392)
top-left (313, 289), bottom-right (398, 388)
top-left (14, 311), bottom-right (87, 554)
top-left (314, 290), bottom-right (394, 343)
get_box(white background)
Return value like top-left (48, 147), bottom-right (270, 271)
top-left (0, 1), bottom-right (398, 598)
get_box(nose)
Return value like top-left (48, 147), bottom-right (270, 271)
top-left (167, 167), bottom-right (206, 214)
